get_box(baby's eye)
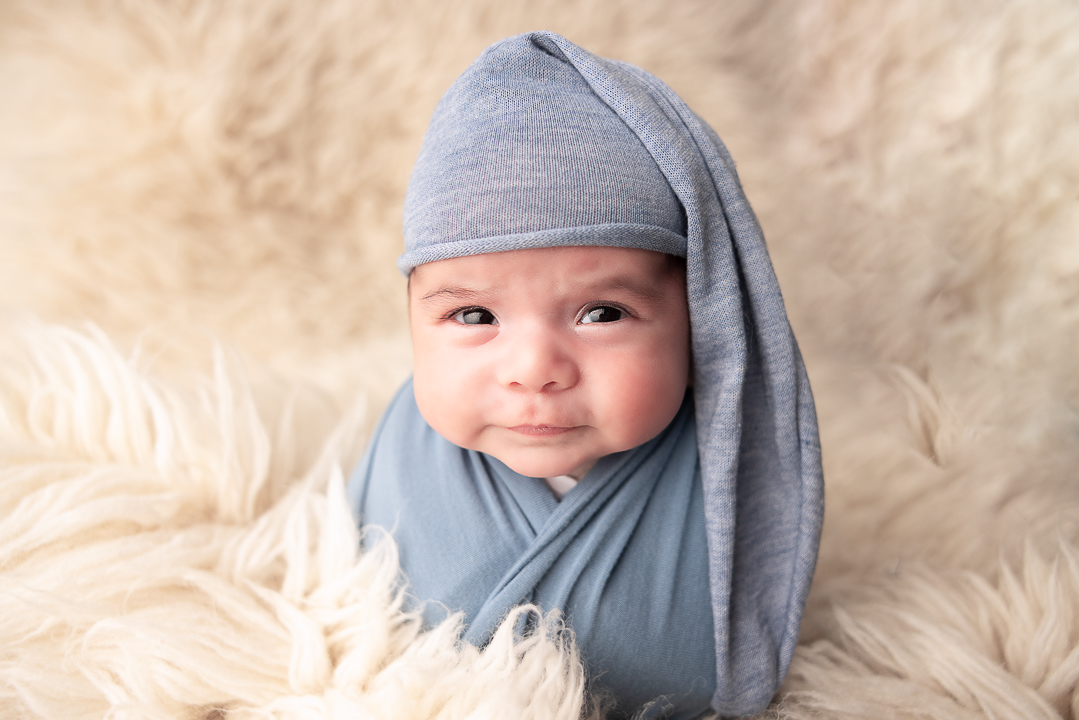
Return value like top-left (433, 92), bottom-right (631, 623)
top-left (452, 308), bottom-right (498, 325)
top-left (579, 306), bottom-right (625, 324)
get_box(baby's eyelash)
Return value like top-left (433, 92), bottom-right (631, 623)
top-left (578, 302), bottom-right (634, 324)
top-left (440, 305), bottom-right (478, 321)
top-left (445, 306), bottom-right (499, 326)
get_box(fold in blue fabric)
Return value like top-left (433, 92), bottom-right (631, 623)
top-left (349, 31), bottom-right (824, 717)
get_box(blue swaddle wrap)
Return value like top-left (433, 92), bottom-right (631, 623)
top-left (354, 385), bottom-right (715, 717)
top-left (348, 31), bottom-right (824, 717)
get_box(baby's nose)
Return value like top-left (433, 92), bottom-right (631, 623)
top-left (497, 329), bottom-right (579, 392)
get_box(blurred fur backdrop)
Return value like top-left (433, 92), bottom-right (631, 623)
top-left (2, 1), bottom-right (1078, 718)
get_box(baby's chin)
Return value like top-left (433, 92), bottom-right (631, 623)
top-left (490, 450), bottom-right (599, 480)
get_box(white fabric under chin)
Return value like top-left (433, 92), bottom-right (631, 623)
top-left (543, 474), bottom-right (579, 499)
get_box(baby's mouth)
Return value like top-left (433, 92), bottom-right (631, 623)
top-left (507, 425), bottom-right (575, 436)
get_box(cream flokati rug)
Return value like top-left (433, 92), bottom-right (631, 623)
top-left (1, 1), bottom-right (1078, 718)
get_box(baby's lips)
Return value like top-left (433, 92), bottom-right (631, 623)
top-left (506, 424), bottom-right (576, 437)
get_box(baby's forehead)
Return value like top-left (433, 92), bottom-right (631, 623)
top-left (413, 245), bottom-right (683, 280)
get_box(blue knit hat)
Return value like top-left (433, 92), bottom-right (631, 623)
top-left (398, 32), bottom-right (823, 716)
top-left (400, 34), bottom-right (686, 272)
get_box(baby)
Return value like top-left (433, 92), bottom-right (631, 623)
top-left (348, 32), bottom-right (824, 719)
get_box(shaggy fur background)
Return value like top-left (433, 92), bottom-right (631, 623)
top-left (2, 1), bottom-right (1078, 718)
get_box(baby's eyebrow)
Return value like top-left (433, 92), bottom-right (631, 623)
top-left (419, 286), bottom-right (488, 303)
top-left (418, 277), bottom-right (668, 303)
top-left (596, 276), bottom-right (668, 302)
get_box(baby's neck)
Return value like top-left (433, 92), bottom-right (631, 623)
top-left (567, 459), bottom-right (596, 481)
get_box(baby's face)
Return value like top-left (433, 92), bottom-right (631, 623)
top-left (409, 245), bottom-right (690, 479)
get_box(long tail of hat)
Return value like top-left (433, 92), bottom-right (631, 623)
top-left (526, 32), bottom-right (824, 716)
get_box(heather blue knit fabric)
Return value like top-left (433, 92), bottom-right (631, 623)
top-left (350, 31), bottom-right (824, 717)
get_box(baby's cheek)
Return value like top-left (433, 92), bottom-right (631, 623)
top-left (604, 367), bottom-right (684, 448)
top-left (413, 358), bottom-right (455, 430)
top-left (411, 369), bottom-right (443, 429)
top-left (413, 355), bottom-right (486, 450)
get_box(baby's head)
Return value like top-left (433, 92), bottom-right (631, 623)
top-left (399, 33), bottom-right (693, 479)
top-left (408, 245), bottom-right (689, 479)
top-left (394, 33), bottom-right (823, 714)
